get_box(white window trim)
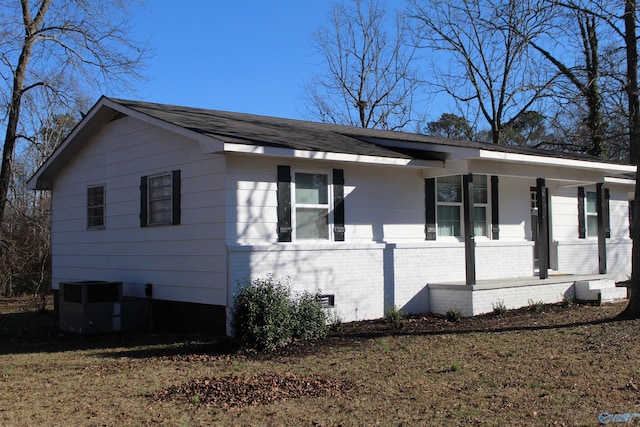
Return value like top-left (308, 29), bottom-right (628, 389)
top-left (292, 168), bottom-right (334, 242)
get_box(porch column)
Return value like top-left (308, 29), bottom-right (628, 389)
top-left (463, 174), bottom-right (476, 285)
top-left (536, 178), bottom-right (549, 279)
top-left (596, 182), bottom-right (607, 274)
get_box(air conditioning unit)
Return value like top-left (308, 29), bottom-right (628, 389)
top-left (59, 281), bottom-right (123, 334)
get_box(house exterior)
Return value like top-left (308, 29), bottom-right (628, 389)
top-left (28, 97), bottom-right (636, 334)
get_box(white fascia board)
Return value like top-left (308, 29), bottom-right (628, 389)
top-left (222, 142), bottom-right (444, 167)
top-left (27, 97), bottom-right (112, 190)
top-left (478, 149), bottom-right (637, 173)
top-left (604, 176), bottom-right (636, 186)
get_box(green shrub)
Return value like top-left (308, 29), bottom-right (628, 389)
top-left (291, 291), bottom-right (328, 340)
top-left (492, 300), bottom-right (507, 316)
top-left (231, 276), bottom-right (328, 351)
top-left (450, 361), bottom-right (462, 372)
top-left (562, 295), bottom-right (574, 308)
top-left (231, 276), bottom-right (294, 351)
top-left (385, 305), bottom-right (405, 329)
top-left (445, 307), bottom-right (463, 322)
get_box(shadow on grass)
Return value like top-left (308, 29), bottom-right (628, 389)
top-left (1, 303), bottom-right (633, 360)
top-left (0, 309), bottom-right (233, 357)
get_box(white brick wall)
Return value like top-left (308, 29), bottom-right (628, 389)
top-left (475, 241), bottom-right (534, 279)
top-left (429, 280), bottom-right (575, 317)
top-left (607, 240), bottom-right (632, 282)
top-left (555, 239), bottom-right (631, 281)
top-left (228, 240), bottom-right (539, 322)
top-left (228, 243), bottom-right (386, 323)
top-left (469, 281), bottom-right (574, 315)
top-left (429, 286), bottom-right (473, 316)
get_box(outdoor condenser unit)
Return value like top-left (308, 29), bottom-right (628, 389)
top-left (59, 281), bottom-right (123, 334)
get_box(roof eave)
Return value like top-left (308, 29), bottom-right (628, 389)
top-left (478, 149), bottom-right (637, 174)
top-left (27, 97), bottom-right (225, 190)
top-left (221, 142), bottom-right (444, 167)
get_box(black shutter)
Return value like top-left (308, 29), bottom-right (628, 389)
top-left (491, 175), bottom-right (499, 240)
top-left (425, 178), bottom-right (436, 240)
top-left (333, 169), bottom-right (345, 241)
top-left (605, 188), bottom-right (611, 238)
top-left (277, 165), bottom-right (292, 242)
top-left (172, 170), bottom-right (181, 225)
top-left (140, 175), bottom-right (148, 227)
top-left (578, 186), bottom-right (586, 238)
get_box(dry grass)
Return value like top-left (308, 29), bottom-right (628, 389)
top-left (1, 297), bottom-right (639, 426)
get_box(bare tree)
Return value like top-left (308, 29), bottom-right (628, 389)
top-left (510, 3), bottom-right (611, 157)
top-left (0, 94), bottom-right (77, 298)
top-left (0, 0), bottom-right (149, 229)
top-left (302, 0), bottom-right (424, 130)
top-left (407, 0), bottom-right (557, 144)
top-left (546, 0), bottom-right (640, 318)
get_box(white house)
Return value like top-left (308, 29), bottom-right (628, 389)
top-left (28, 97), bottom-right (636, 334)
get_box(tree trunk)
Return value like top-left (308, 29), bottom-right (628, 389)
top-left (621, 0), bottom-right (640, 318)
top-left (582, 16), bottom-right (606, 157)
top-left (0, 0), bottom-right (51, 230)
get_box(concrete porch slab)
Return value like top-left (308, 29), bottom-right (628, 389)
top-left (427, 274), bottom-right (618, 317)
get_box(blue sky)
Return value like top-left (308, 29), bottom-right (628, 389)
top-left (128, 0), bottom-right (339, 120)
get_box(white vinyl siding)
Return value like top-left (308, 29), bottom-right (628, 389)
top-left (49, 116), bottom-right (227, 305)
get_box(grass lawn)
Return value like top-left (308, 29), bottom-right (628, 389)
top-left (1, 296), bottom-right (639, 426)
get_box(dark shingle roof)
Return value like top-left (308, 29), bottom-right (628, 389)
top-left (110, 98), bottom-right (622, 164)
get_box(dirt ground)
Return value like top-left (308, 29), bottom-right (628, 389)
top-left (1, 296), bottom-right (639, 426)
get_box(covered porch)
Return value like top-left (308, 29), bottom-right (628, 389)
top-left (419, 153), bottom-right (636, 287)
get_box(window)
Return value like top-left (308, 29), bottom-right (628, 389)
top-left (149, 174), bottom-right (173, 224)
top-left (586, 191), bottom-right (598, 237)
top-left (434, 175), bottom-right (490, 238)
top-left (579, 186), bottom-right (610, 239)
top-left (87, 185), bottom-right (105, 229)
top-left (294, 173), bottom-right (329, 240)
top-left (277, 166), bottom-right (345, 242)
top-left (436, 175), bottom-right (462, 237)
top-left (473, 175), bottom-right (488, 237)
top-left (140, 170), bottom-right (181, 227)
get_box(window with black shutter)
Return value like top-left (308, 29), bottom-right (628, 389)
top-left (140, 170), bottom-right (181, 227)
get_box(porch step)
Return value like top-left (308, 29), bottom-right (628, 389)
top-left (574, 279), bottom-right (627, 303)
